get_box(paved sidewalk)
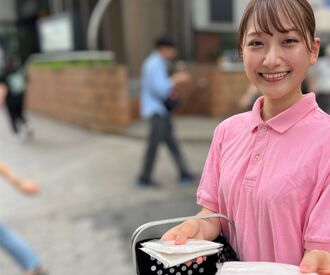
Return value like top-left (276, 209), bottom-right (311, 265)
top-left (123, 115), bottom-right (221, 142)
top-left (0, 110), bottom-right (222, 275)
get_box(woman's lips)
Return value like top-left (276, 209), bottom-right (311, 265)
top-left (259, 71), bottom-right (290, 82)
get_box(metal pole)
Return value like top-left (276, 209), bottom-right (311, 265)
top-left (50, 0), bottom-right (62, 14)
top-left (86, 0), bottom-right (113, 50)
top-left (65, 0), bottom-right (74, 12)
top-left (49, 0), bottom-right (55, 14)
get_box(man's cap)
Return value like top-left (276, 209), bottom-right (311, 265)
top-left (155, 37), bottom-right (176, 48)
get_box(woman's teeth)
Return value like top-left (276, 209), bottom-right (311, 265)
top-left (261, 72), bottom-right (289, 80)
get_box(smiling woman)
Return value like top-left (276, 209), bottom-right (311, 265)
top-left (161, 1), bottom-right (330, 275)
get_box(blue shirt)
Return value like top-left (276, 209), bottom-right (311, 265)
top-left (140, 52), bottom-right (174, 119)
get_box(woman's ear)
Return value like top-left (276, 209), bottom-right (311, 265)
top-left (310, 37), bottom-right (320, 65)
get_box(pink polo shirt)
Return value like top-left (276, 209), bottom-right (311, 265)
top-left (197, 93), bottom-right (330, 265)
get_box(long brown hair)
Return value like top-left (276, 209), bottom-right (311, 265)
top-left (238, 0), bottom-right (316, 56)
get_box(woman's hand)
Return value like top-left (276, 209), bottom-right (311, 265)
top-left (161, 208), bottom-right (221, 266)
top-left (161, 219), bottom-right (208, 266)
top-left (162, 218), bottom-right (205, 243)
top-left (16, 180), bottom-right (40, 195)
top-left (300, 249), bottom-right (330, 274)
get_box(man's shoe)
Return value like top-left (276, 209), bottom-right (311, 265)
top-left (179, 174), bottom-right (197, 185)
top-left (136, 179), bottom-right (161, 188)
top-left (30, 267), bottom-right (48, 275)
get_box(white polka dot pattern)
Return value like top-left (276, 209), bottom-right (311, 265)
top-left (147, 255), bottom-right (211, 274)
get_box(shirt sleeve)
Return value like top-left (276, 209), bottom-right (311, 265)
top-left (304, 172), bottom-right (330, 252)
top-left (148, 59), bottom-right (174, 99)
top-left (196, 124), bottom-right (224, 212)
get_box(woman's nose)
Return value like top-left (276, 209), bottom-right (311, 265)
top-left (262, 45), bottom-right (282, 68)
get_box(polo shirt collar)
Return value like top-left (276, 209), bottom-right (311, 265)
top-left (250, 93), bottom-right (318, 134)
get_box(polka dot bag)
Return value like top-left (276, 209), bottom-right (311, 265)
top-left (131, 214), bottom-right (239, 275)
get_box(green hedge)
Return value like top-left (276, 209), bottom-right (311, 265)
top-left (29, 59), bottom-right (117, 70)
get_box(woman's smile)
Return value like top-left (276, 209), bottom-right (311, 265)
top-left (259, 71), bottom-right (290, 82)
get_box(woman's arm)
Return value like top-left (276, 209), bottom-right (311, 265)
top-left (0, 84), bottom-right (7, 106)
top-left (0, 162), bottom-right (39, 195)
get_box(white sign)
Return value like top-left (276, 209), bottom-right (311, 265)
top-left (0, 0), bottom-right (17, 21)
top-left (38, 13), bottom-right (74, 52)
top-left (315, 8), bottom-right (330, 32)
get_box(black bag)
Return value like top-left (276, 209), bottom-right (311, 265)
top-left (131, 214), bottom-right (240, 275)
top-left (164, 90), bottom-right (180, 111)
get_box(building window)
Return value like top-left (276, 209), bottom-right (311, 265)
top-left (210, 0), bottom-right (233, 23)
top-left (192, 0), bottom-right (246, 32)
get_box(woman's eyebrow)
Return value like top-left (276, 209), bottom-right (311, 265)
top-left (246, 31), bottom-right (263, 37)
top-left (282, 28), bottom-right (300, 33)
top-left (246, 28), bottom-right (299, 37)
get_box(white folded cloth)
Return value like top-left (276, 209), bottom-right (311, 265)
top-left (140, 239), bottom-right (222, 268)
top-left (216, 261), bottom-right (318, 275)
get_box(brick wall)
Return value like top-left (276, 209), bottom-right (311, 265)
top-left (208, 69), bottom-right (250, 116)
top-left (175, 64), bottom-right (214, 115)
top-left (26, 65), bottom-right (131, 133)
top-left (175, 65), bottom-right (250, 117)
top-left (195, 32), bottom-right (221, 63)
top-left (132, 65), bottom-right (250, 119)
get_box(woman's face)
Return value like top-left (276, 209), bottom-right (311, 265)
top-left (242, 14), bottom-right (319, 103)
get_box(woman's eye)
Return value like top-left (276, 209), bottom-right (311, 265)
top-left (283, 38), bottom-right (299, 45)
top-left (247, 40), bottom-right (263, 47)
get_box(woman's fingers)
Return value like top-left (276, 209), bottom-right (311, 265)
top-left (161, 230), bottom-right (177, 241)
top-left (185, 260), bottom-right (193, 267)
top-left (162, 221), bottom-right (197, 244)
top-left (195, 256), bottom-right (204, 265)
top-left (185, 256), bottom-right (206, 267)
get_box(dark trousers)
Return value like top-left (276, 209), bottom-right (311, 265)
top-left (5, 92), bottom-right (26, 134)
top-left (139, 115), bottom-right (190, 181)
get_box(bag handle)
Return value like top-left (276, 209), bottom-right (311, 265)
top-left (131, 213), bottom-right (239, 274)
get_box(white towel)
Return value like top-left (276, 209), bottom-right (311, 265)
top-left (216, 261), bottom-right (318, 275)
top-left (140, 239), bottom-right (222, 268)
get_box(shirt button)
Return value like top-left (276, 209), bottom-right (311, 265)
top-left (254, 154), bottom-right (261, 161)
top-left (261, 126), bottom-right (268, 131)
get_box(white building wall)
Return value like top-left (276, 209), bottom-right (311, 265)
top-left (310, 0), bottom-right (327, 9)
top-left (0, 0), bottom-right (17, 22)
top-left (311, 0), bottom-right (330, 32)
top-left (192, 0), bottom-right (330, 32)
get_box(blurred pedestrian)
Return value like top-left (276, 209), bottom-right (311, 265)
top-left (0, 56), bottom-right (33, 142)
top-left (308, 44), bottom-right (330, 113)
top-left (0, 162), bottom-right (47, 275)
top-left (136, 36), bottom-right (195, 187)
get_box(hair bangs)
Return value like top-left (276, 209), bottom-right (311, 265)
top-left (238, 0), bottom-right (316, 56)
top-left (282, 0), bottom-right (314, 52)
top-left (253, 0), bottom-right (299, 35)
